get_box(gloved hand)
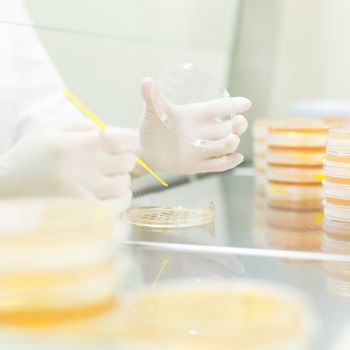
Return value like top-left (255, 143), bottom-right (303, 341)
top-left (138, 77), bottom-right (251, 174)
top-left (0, 119), bottom-right (139, 213)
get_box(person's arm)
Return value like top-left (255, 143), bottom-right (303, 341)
top-left (3, 0), bottom-right (83, 147)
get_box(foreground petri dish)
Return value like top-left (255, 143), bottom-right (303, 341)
top-left (114, 280), bottom-right (319, 350)
top-left (126, 197), bottom-right (214, 229)
top-left (0, 199), bottom-right (121, 327)
top-left (152, 62), bottom-right (233, 148)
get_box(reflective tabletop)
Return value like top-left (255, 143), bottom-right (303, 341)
top-left (128, 168), bottom-right (327, 253)
top-left (2, 245), bottom-right (350, 350)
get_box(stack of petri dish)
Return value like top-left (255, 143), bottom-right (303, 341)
top-left (266, 120), bottom-right (329, 211)
top-left (322, 129), bottom-right (350, 296)
top-left (263, 205), bottom-right (323, 252)
top-left (253, 119), bottom-right (270, 193)
top-left (323, 129), bottom-right (350, 221)
top-left (322, 218), bottom-right (350, 297)
top-left (0, 200), bottom-right (121, 328)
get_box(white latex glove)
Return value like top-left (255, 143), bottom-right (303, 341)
top-left (0, 119), bottom-right (139, 212)
top-left (139, 77), bottom-right (251, 174)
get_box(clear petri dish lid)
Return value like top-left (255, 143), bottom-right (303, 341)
top-left (151, 62), bottom-right (233, 148)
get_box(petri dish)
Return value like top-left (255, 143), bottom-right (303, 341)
top-left (267, 120), bottom-right (329, 148)
top-left (126, 196), bottom-right (214, 229)
top-left (323, 180), bottom-right (350, 206)
top-left (253, 118), bottom-right (270, 142)
top-left (264, 226), bottom-right (322, 252)
top-left (266, 206), bottom-right (323, 231)
top-left (323, 226), bottom-right (350, 297)
top-left (323, 217), bottom-right (350, 240)
top-left (267, 146), bottom-right (325, 166)
top-left (152, 62), bottom-right (233, 148)
top-left (323, 200), bottom-right (350, 222)
top-left (0, 199), bottom-right (121, 327)
top-left (267, 164), bottom-right (324, 184)
top-left (264, 206), bottom-right (323, 252)
top-left (324, 160), bottom-right (350, 181)
top-left (266, 181), bottom-right (323, 210)
top-left (114, 280), bottom-right (319, 350)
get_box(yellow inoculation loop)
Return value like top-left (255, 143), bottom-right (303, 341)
top-left (151, 259), bottom-right (169, 290)
top-left (64, 90), bottom-right (168, 187)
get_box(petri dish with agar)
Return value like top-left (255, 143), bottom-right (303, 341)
top-left (151, 62), bottom-right (234, 149)
top-left (126, 196), bottom-right (214, 230)
top-left (114, 280), bottom-right (319, 350)
top-left (0, 199), bottom-right (122, 327)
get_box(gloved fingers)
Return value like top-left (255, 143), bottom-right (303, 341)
top-left (101, 127), bottom-right (139, 154)
top-left (104, 190), bottom-right (133, 214)
top-left (141, 77), bottom-right (173, 117)
top-left (35, 117), bottom-right (94, 133)
top-left (198, 153), bottom-right (244, 173)
top-left (60, 127), bottom-right (139, 155)
top-left (60, 177), bottom-right (97, 200)
top-left (197, 120), bottom-right (233, 140)
top-left (200, 134), bottom-right (240, 159)
top-left (141, 77), bottom-right (157, 115)
top-left (91, 152), bottom-right (136, 176)
top-left (60, 119), bottom-right (96, 132)
top-left (93, 174), bottom-right (132, 200)
top-left (232, 114), bottom-right (248, 136)
top-left (191, 97), bottom-right (251, 122)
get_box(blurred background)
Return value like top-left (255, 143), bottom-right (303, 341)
top-left (2, 0), bottom-right (350, 158)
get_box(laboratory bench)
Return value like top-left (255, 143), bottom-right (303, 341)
top-left (2, 168), bottom-right (350, 350)
top-left (124, 167), bottom-right (350, 350)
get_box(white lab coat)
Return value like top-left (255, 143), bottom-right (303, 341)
top-left (0, 0), bottom-right (81, 154)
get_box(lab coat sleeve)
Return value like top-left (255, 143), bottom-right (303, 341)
top-left (9, 1), bottom-right (84, 143)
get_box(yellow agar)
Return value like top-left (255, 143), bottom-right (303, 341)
top-left (64, 90), bottom-right (168, 187)
top-left (0, 261), bottom-right (117, 327)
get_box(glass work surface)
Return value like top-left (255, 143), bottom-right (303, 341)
top-left (127, 169), bottom-right (330, 255)
top-left (128, 246), bottom-right (350, 350)
top-left (1, 246), bottom-right (350, 350)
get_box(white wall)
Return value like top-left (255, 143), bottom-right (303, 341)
top-left (231, 0), bottom-right (350, 156)
top-left (22, 0), bottom-right (240, 128)
top-left (234, 0), bottom-right (350, 117)
top-left (269, 0), bottom-right (350, 118)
